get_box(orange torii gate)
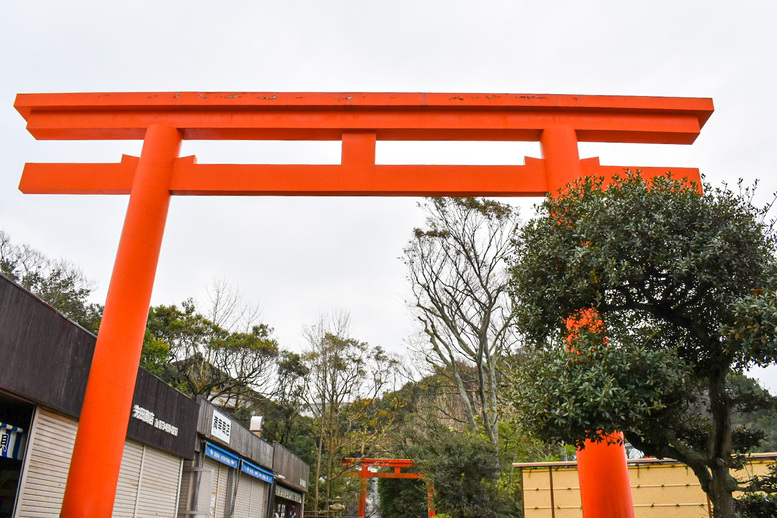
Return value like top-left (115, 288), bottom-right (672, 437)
top-left (14, 92), bottom-right (713, 518)
top-left (343, 458), bottom-right (434, 518)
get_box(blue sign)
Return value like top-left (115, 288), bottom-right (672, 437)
top-left (204, 441), bottom-right (240, 469)
top-left (0, 422), bottom-right (25, 460)
top-left (242, 459), bottom-right (274, 484)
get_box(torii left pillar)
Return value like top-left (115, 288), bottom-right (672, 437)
top-left (60, 124), bottom-right (182, 516)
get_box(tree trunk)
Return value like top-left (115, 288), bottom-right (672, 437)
top-left (709, 465), bottom-right (739, 518)
top-left (708, 365), bottom-right (738, 518)
top-left (313, 432), bottom-right (324, 512)
top-left (475, 354), bottom-right (498, 451)
top-left (487, 355), bottom-right (500, 448)
top-left (449, 360), bottom-right (479, 433)
top-left (326, 434), bottom-right (334, 512)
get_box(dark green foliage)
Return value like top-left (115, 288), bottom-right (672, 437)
top-left (402, 425), bottom-right (519, 518)
top-left (512, 328), bottom-right (690, 447)
top-left (378, 478), bottom-right (427, 518)
top-left (729, 375), bottom-right (777, 452)
top-left (0, 229), bottom-right (103, 333)
top-left (513, 174), bottom-right (776, 364)
top-left (144, 303), bottom-right (319, 463)
top-left (142, 299), bottom-right (279, 405)
top-left (738, 463), bottom-right (777, 517)
top-left (140, 332), bottom-right (172, 378)
top-left (258, 351), bottom-right (316, 465)
top-left (510, 172), bottom-right (777, 517)
top-left (737, 494), bottom-right (777, 518)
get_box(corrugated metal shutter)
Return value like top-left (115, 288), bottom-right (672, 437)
top-left (134, 446), bottom-right (183, 517)
top-left (216, 463), bottom-right (232, 518)
top-left (203, 457), bottom-right (229, 518)
top-left (14, 407), bottom-right (77, 517)
top-left (14, 408), bottom-right (182, 518)
top-left (249, 479), bottom-right (266, 518)
top-left (231, 473), bottom-right (267, 518)
top-left (113, 441), bottom-right (144, 517)
top-left (232, 473), bottom-right (251, 517)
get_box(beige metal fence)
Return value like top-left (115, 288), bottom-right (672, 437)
top-left (515, 453), bottom-right (777, 518)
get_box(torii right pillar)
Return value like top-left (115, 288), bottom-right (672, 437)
top-left (541, 126), bottom-right (634, 518)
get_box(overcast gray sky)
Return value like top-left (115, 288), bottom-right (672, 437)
top-left (2, 0), bottom-right (777, 391)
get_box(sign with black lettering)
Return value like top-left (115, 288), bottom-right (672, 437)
top-left (275, 484), bottom-right (303, 503)
top-left (211, 409), bottom-right (231, 443)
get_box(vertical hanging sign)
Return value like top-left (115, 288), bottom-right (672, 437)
top-left (211, 409), bottom-right (232, 444)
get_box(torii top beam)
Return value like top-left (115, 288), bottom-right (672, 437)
top-left (15, 92), bottom-right (713, 197)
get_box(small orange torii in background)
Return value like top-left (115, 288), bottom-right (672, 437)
top-left (342, 458), bottom-right (433, 518)
top-left (14, 91), bottom-right (713, 518)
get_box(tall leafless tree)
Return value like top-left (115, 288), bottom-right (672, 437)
top-left (205, 277), bottom-right (263, 333)
top-left (403, 198), bottom-right (520, 452)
